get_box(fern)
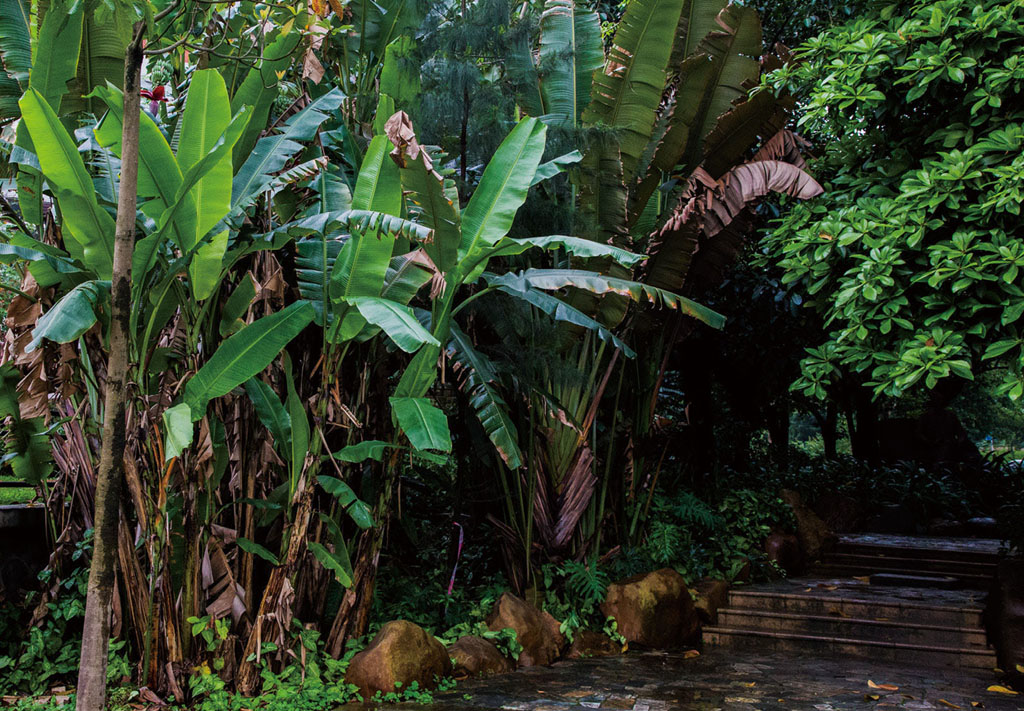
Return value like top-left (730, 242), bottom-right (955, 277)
top-left (558, 560), bottom-right (609, 613)
top-left (657, 490), bottom-right (722, 530)
top-left (645, 520), bottom-right (683, 564)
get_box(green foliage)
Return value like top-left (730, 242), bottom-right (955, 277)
top-left (0, 531), bottom-right (130, 696)
top-left (761, 0), bottom-right (1024, 400)
top-left (618, 488), bottom-right (793, 582)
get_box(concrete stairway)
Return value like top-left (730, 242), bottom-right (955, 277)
top-left (813, 534), bottom-right (999, 590)
top-left (702, 534), bottom-right (1001, 669)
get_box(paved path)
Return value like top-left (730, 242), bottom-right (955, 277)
top-left (382, 649), bottom-right (1022, 711)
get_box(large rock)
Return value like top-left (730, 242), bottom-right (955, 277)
top-left (565, 629), bottom-right (623, 659)
top-left (781, 489), bottom-right (836, 561)
top-left (600, 568), bottom-right (698, 648)
top-left (485, 593), bottom-right (565, 666)
top-left (448, 636), bottom-right (513, 679)
top-left (693, 578), bottom-right (730, 625)
top-left (765, 531), bottom-right (805, 575)
top-left (345, 620), bottom-right (450, 699)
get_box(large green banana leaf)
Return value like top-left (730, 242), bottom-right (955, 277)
top-left (671, 0), bottom-right (728, 66)
top-left (487, 279), bottom-right (636, 356)
top-left (389, 396), bottom-right (452, 453)
top-left (0, 0), bottom-right (30, 85)
top-left (345, 296), bottom-right (439, 353)
top-left (27, 279), bottom-right (110, 352)
top-left (487, 269), bottom-right (725, 329)
top-left (91, 85), bottom-right (196, 251)
top-left (65, 5), bottom-right (132, 115)
top-left (386, 118), bottom-right (461, 273)
top-left (178, 69), bottom-right (234, 300)
top-left (0, 365), bottom-right (52, 485)
top-left (537, 0), bottom-right (604, 127)
top-left (244, 378), bottom-right (292, 455)
top-left (296, 236), bottom-right (344, 326)
top-left (232, 88), bottom-right (344, 212)
top-left (183, 301), bottom-right (315, 419)
top-left (29, 0), bottom-right (82, 111)
top-left (19, 89), bottom-right (115, 277)
top-left (583, 0), bottom-right (686, 183)
top-left (132, 106), bottom-right (253, 299)
top-left (485, 235), bottom-right (646, 267)
top-left (448, 323), bottom-right (522, 468)
top-left (458, 117), bottom-right (547, 261)
top-left (631, 5), bottom-right (763, 221)
top-left (329, 135), bottom-right (401, 340)
top-left (230, 24), bottom-right (301, 169)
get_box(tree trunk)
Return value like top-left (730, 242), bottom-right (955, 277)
top-left (75, 31), bottom-right (143, 711)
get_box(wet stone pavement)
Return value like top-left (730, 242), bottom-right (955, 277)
top-left (378, 648), bottom-right (1022, 711)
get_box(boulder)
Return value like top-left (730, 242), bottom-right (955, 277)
top-left (345, 620), bottom-right (450, 699)
top-left (448, 636), bottom-right (513, 679)
top-left (765, 531), bottom-right (805, 576)
top-left (693, 578), bottom-right (730, 625)
top-left (781, 489), bottom-right (836, 561)
top-left (485, 593), bottom-right (565, 666)
top-left (565, 629), bottom-right (622, 659)
top-left (600, 568), bottom-right (699, 648)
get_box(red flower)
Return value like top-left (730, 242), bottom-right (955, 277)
top-left (140, 85), bottom-right (167, 102)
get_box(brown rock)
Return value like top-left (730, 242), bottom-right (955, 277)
top-left (781, 489), bottom-right (836, 561)
top-left (600, 568), bottom-right (698, 648)
top-left (485, 592), bottom-right (565, 666)
top-left (565, 629), bottom-right (623, 659)
top-left (345, 620), bottom-right (450, 700)
top-left (693, 578), bottom-right (730, 625)
top-left (765, 531), bottom-right (805, 575)
top-left (448, 636), bottom-right (514, 679)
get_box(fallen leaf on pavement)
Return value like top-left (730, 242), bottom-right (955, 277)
top-left (937, 700), bottom-right (961, 709)
top-left (868, 681), bottom-right (899, 691)
top-left (865, 694), bottom-right (880, 701)
top-left (683, 649), bottom-right (700, 659)
top-left (854, 576), bottom-right (871, 583)
top-left (986, 686), bottom-right (1018, 695)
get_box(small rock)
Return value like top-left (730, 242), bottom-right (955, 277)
top-left (781, 489), bottom-right (836, 561)
top-left (693, 578), bottom-right (730, 625)
top-left (486, 592), bottom-right (565, 666)
top-left (765, 531), bottom-right (805, 575)
top-left (601, 568), bottom-right (699, 648)
top-left (345, 620), bottom-right (450, 699)
top-left (448, 635), bottom-right (514, 678)
top-left (566, 629), bottom-right (623, 659)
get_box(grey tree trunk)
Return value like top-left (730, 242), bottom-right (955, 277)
top-left (75, 30), bottom-right (144, 711)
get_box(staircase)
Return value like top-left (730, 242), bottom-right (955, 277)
top-left (813, 534), bottom-right (999, 589)
top-left (702, 534), bottom-right (1001, 669)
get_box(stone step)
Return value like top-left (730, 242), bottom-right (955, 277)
top-left (715, 608), bottom-right (989, 649)
top-left (827, 552), bottom-right (997, 576)
top-left (813, 563), bottom-right (992, 589)
top-left (726, 589), bottom-right (985, 627)
top-left (701, 626), bottom-right (998, 670)
top-left (834, 538), bottom-right (1001, 565)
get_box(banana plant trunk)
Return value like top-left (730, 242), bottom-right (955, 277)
top-left (75, 30), bottom-right (144, 711)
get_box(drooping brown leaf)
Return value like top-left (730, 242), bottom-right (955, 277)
top-left (751, 129), bottom-right (813, 170)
